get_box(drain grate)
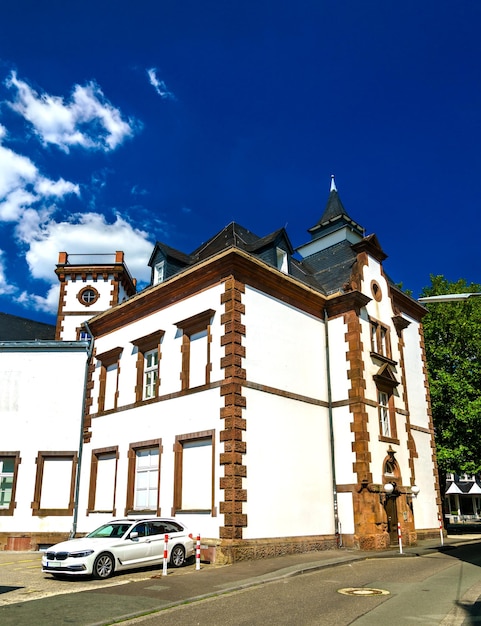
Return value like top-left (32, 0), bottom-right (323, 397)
top-left (337, 587), bottom-right (390, 597)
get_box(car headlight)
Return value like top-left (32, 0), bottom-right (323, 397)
top-left (68, 550), bottom-right (95, 558)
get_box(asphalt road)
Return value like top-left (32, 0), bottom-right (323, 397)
top-left (123, 543), bottom-right (481, 625)
top-left (1, 539), bottom-right (481, 625)
top-left (0, 551), bottom-right (201, 607)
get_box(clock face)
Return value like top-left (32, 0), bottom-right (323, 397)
top-left (77, 286), bottom-right (99, 307)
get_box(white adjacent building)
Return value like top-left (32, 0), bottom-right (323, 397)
top-left (0, 180), bottom-right (442, 560)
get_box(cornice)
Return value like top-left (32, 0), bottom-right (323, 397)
top-left (95, 346), bottom-right (123, 365)
top-left (85, 247), bottom-right (381, 338)
top-left (392, 314), bottom-right (411, 334)
top-left (55, 263), bottom-right (136, 295)
top-left (131, 330), bottom-right (165, 351)
top-left (390, 284), bottom-right (426, 321)
top-left (86, 248), bottom-right (329, 337)
top-left (325, 290), bottom-right (371, 318)
top-left (352, 234), bottom-right (388, 263)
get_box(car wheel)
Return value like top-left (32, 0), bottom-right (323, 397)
top-left (170, 544), bottom-right (186, 567)
top-left (93, 552), bottom-right (115, 579)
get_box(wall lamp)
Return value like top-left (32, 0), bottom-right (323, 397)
top-left (358, 480), bottom-right (420, 504)
top-left (407, 485), bottom-right (420, 509)
top-left (380, 482), bottom-right (420, 505)
top-left (411, 485), bottom-right (421, 498)
top-left (379, 481), bottom-right (396, 505)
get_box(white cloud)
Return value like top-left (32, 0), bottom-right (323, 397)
top-left (16, 284), bottom-right (60, 314)
top-left (21, 212), bottom-right (153, 286)
top-left (147, 68), bottom-right (176, 101)
top-left (0, 131), bottom-right (37, 198)
top-left (0, 249), bottom-right (17, 296)
top-left (0, 72), bottom-right (153, 317)
top-left (0, 135), bottom-right (79, 221)
top-left (35, 176), bottom-right (79, 198)
top-left (131, 184), bottom-right (149, 196)
top-left (0, 189), bottom-right (36, 221)
top-left (6, 72), bottom-right (140, 152)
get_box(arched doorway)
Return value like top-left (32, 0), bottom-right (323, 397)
top-left (382, 451), bottom-right (401, 544)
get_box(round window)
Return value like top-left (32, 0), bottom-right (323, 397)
top-left (371, 280), bottom-right (382, 302)
top-left (77, 286), bottom-right (99, 307)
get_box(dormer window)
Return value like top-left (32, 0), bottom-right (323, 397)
top-left (154, 261), bottom-right (165, 285)
top-left (276, 248), bottom-right (288, 274)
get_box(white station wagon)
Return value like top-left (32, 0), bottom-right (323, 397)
top-left (42, 518), bottom-right (195, 579)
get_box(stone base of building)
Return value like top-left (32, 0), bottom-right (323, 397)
top-left (201, 534), bottom-right (340, 564)
top-left (353, 530), bottom-right (418, 551)
top-left (0, 532), bottom-right (71, 552)
top-left (1, 528), bottom-right (442, 562)
top-left (416, 528), bottom-right (445, 541)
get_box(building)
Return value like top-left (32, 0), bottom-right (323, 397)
top-left (0, 312), bottom-right (55, 340)
top-left (0, 179), bottom-right (441, 560)
top-left (444, 474), bottom-right (481, 524)
top-left (0, 338), bottom-right (90, 550)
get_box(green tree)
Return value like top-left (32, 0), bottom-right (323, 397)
top-left (421, 276), bottom-right (481, 475)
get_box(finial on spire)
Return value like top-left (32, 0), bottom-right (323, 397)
top-left (330, 174), bottom-right (337, 192)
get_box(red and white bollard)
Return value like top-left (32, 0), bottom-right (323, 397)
top-left (397, 522), bottom-right (403, 554)
top-left (162, 533), bottom-right (169, 576)
top-left (195, 534), bottom-right (201, 571)
top-left (439, 516), bottom-right (444, 546)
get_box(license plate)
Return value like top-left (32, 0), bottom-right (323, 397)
top-left (45, 561), bottom-right (61, 568)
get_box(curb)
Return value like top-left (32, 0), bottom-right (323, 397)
top-left (89, 545), bottom-right (455, 625)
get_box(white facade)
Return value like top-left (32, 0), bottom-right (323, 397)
top-left (0, 190), bottom-right (442, 558)
top-left (0, 341), bottom-right (89, 544)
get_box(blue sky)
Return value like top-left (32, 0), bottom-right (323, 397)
top-left (1, 1), bottom-right (480, 325)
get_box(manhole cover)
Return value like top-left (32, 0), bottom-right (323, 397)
top-left (338, 587), bottom-right (390, 597)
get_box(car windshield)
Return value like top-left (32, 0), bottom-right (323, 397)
top-left (86, 523), bottom-right (131, 539)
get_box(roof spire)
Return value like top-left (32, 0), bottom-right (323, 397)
top-left (304, 175), bottom-right (365, 240)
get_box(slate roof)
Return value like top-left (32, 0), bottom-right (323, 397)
top-left (299, 240), bottom-right (357, 294)
top-left (310, 188), bottom-right (349, 227)
top-left (0, 312), bottom-right (56, 340)
top-left (149, 242), bottom-right (191, 266)
top-left (308, 186), bottom-right (364, 240)
top-left (445, 479), bottom-right (481, 495)
top-left (149, 218), bottom-right (360, 295)
top-left (147, 185), bottom-right (388, 297)
top-left (191, 223), bottom-right (293, 261)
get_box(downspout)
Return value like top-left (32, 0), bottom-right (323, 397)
top-left (325, 306), bottom-right (341, 547)
top-left (70, 321), bottom-right (94, 539)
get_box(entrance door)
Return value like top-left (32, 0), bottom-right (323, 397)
top-left (384, 496), bottom-right (398, 543)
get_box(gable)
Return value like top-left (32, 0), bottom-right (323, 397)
top-left (373, 362), bottom-right (400, 391)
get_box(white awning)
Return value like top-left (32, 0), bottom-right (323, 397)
top-left (445, 483), bottom-right (463, 494)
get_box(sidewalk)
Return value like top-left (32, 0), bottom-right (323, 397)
top-left (0, 535), bottom-right (479, 626)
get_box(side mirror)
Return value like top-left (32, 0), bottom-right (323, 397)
top-left (129, 531), bottom-right (139, 541)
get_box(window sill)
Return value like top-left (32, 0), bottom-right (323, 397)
top-left (378, 435), bottom-right (400, 445)
top-left (175, 509), bottom-right (213, 515)
top-left (32, 508), bottom-right (74, 516)
top-left (370, 352), bottom-right (397, 366)
top-left (126, 509), bottom-right (158, 516)
top-left (0, 508), bottom-right (15, 516)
